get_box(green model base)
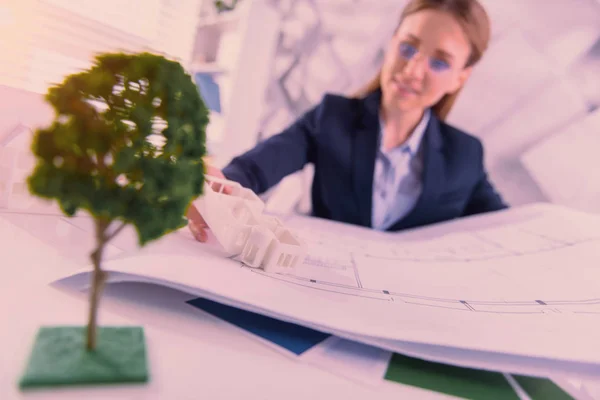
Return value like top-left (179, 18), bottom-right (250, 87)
top-left (19, 326), bottom-right (149, 389)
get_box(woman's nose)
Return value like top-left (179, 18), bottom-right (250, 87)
top-left (402, 56), bottom-right (426, 81)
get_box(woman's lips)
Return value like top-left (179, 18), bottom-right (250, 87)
top-left (391, 79), bottom-right (419, 97)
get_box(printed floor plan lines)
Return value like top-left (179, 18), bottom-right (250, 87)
top-left (247, 268), bottom-right (392, 302)
top-left (243, 217), bottom-right (600, 315)
top-left (351, 228), bottom-right (595, 263)
top-left (246, 264), bottom-right (600, 315)
top-left (303, 254), bottom-right (349, 270)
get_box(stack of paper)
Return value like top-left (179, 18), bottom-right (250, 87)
top-left (54, 202), bottom-right (600, 378)
top-left (50, 202), bottom-right (600, 398)
top-left (185, 296), bottom-right (583, 399)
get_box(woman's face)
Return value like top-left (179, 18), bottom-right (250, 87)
top-left (380, 9), bottom-right (473, 113)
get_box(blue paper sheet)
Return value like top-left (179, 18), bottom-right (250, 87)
top-left (187, 297), bottom-right (330, 355)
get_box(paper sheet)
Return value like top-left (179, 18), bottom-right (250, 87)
top-left (187, 297), bottom-right (331, 357)
top-left (187, 296), bottom-right (391, 387)
top-left (53, 203), bottom-right (600, 378)
top-left (301, 337), bottom-right (392, 386)
top-left (186, 295), bottom-right (585, 395)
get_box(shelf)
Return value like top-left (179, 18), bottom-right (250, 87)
top-left (190, 62), bottom-right (229, 74)
top-left (196, 11), bottom-right (240, 31)
top-left (190, 0), bottom-right (281, 167)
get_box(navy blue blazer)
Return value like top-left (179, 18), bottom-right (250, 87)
top-left (222, 89), bottom-right (508, 231)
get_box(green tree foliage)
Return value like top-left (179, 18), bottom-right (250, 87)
top-left (214, 0), bottom-right (239, 12)
top-left (27, 52), bottom-right (209, 349)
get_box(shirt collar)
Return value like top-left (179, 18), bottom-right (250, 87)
top-left (378, 108), bottom-right (431, 156)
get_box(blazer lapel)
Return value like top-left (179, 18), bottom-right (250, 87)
top-left (351, 90), bottom-right (381, 227)
top-left (391, 114), bottom-right (446, 230)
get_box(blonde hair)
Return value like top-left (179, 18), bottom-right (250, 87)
top-left (353, 0), bottom-right (491, 121)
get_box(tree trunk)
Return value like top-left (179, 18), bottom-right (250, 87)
top-left (86, 219), bottom-right (109, 351)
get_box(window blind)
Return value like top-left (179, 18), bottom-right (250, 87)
top-left (0, 0), bottom-right (202, 94)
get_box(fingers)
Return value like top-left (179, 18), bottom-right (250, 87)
top-left (206, 164), bottom-right (225, 178)
top-left (189, 220), bottom-right (208, 242)
top-left (186, 203), bottom-right (209, 242)
top-left (187, 164), bottom-right (234, 244)
top-left (205, 165), bottom-right (233, 194)
top-left (186, 203), bottom-right (205, 226)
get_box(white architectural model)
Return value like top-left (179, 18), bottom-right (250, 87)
top-left (192, 175), bottom-right (307, 273)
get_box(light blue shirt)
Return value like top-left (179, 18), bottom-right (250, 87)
top-left (371, 109), bottom-right (431, 230)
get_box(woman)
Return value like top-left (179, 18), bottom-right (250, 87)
top-left (188, 0), bottom-right (507, 242)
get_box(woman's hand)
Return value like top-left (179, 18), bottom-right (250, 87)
top-left (187, 165), bottom-right (231, 242)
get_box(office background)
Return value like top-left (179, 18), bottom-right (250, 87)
top-left (1, 0), bottom-right (599, 216)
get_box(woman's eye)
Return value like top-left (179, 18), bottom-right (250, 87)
top-left (399, 43), bottom-right (417, 59)
top-left (430, 58), bottom-right (450, 72)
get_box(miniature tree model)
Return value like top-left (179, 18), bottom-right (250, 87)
top-left (19, 52), bottom-right (208, 388)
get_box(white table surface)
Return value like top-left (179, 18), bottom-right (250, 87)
top-left (0, 208), bottom-right (460, 400)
